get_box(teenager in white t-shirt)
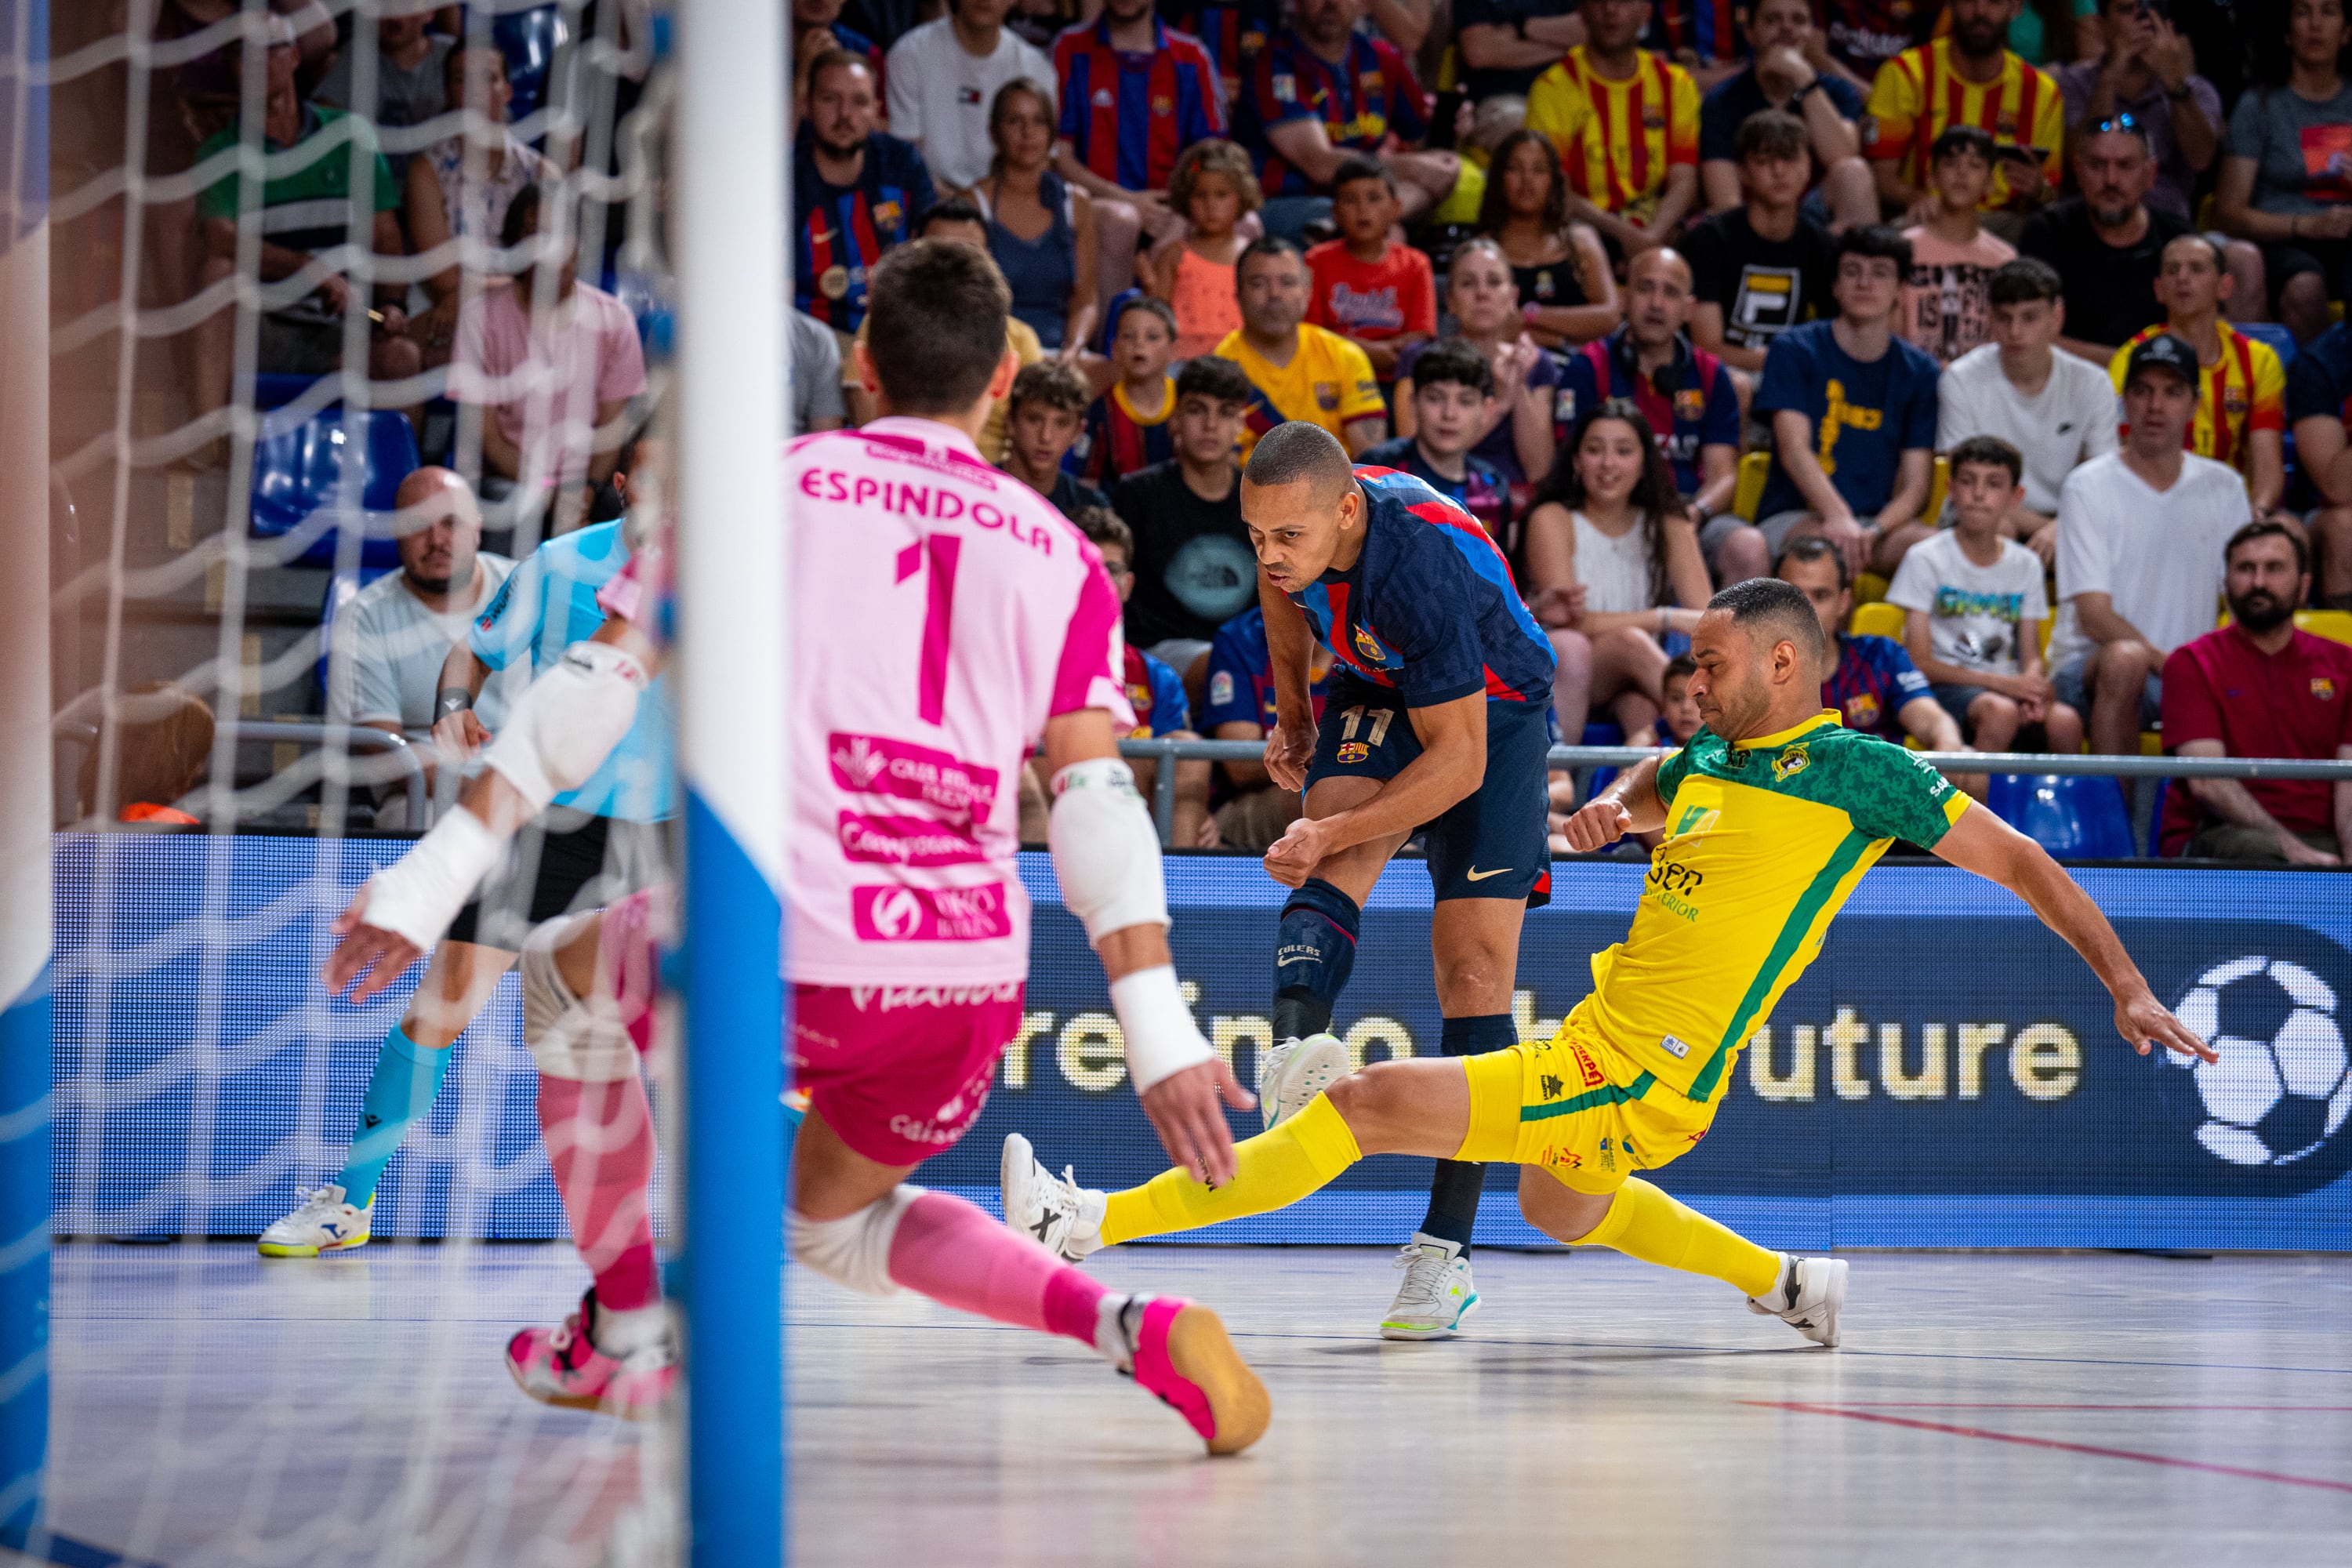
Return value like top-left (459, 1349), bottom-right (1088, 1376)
top-left (1887, 436), bottom-right (2081, 756)
top-left (2045, 333), bottom-right (2252, 757)
top-left (1934, 256), bottom-right (2118, 563)
top-left (884, 0), bottom-right (1054, 192)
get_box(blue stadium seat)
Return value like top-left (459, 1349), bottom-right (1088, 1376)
top-left (495, 5), bottom-right (570, 125)
top-left (2238, 320), bottom-right (2297, 371)
top-left (250, 408), bottom-right (419, 569)
top-left (1987, 773), bottom-right (2136, 858)
top-left (315, 565), bottom-right (397, 700)
top-left (253, 372), bottom-right (325, 411)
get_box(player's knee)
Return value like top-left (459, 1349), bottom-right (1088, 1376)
top-left (521, 914), bottom-right (637, 1083)
top-left (789, 1185), bottom-right (918, 1296)
top-left (1323, 1061), bottom-right (1406, 1133)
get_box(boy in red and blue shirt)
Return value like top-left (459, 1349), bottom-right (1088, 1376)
top-left (1071, 298), bottom-right (1181, 488)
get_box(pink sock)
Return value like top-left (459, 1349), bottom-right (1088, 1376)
top-left (537, 1076), bottom-right (659, 1312)
top-left (886, 1189), bottom-right (1109, 1350)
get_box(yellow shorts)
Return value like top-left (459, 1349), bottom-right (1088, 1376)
top-left (1453, 1011), bottom-right (1717, 1196)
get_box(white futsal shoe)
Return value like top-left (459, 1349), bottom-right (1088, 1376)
top-left (1258, 1033), bottom-right (1348, 1130)
top-left (256, 1183), bottom-right (372, 1257)
top-left (1746, 1254), bottom-right (1848, 1347)
top-left (1380, 1233), bottom-right (1481, 1340)
top-left (1001, 1133), bottom-right (1108, 1262)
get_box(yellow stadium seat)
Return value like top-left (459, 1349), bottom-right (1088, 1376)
top-left (2298, 609), bottom-right (2352, 646)
top-left (1854, 571), bottom-right (1889, 604)
top-left (2140, 731), bottom-right (2163, 757)
top-left (1923, 454), bottom-right (1949, 526)
top-left (2037, 616), bottom-right (2053, 659)
top-left (1733, 450), bottom-right (1770, 522)
top-left (1849, 601), bottom-right (1906, 640)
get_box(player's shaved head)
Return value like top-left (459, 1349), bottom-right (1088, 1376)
top-left (1240, 423), bottom-right (1366, 593)
top-left (1688, 578), bottom-right (1828, 741)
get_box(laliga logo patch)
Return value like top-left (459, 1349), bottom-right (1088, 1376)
top-left (1772, 742), bottom-right (1811, 782)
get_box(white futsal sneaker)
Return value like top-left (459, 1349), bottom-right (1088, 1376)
top-left (1258, 1033), bottom-right (1348, 1131)
top-left (1746, 1254), bottom-right (1849, 1348)
top-left (1000, 1133), bottom-right (1108, 1262)
top-left (256, 1183), bottom-right (372, 1258)
top-left (1380, 1233), bottom-right (1481, 1340)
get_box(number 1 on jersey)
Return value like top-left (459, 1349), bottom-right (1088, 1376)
top-left (897, 534), bottom-right (961, 724)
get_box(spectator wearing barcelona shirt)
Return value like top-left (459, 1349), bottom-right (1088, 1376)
top-left (1216, 238), bottom-right (1388, 459)
top-left (1524, 0), bottom-right (1704, 260)
top-left (793, 52), bottom-right (935, 336)
top-left (1558, 247), bottom-right (1749, 581)
top-left (1238, 0), bottom-right (1459, 242)
top-left (1305, 160), bottom-right (1438, 383)
top-left (1864, 0), bottom-right (2064, 225)
top-left (1080, 507), bottom-right (1212, 846)
top-left (1780, 536), bottom-right (1970, 764)
top-left (2107, 234), bottom-right (2288, 517)
top-left (1050, 0), bottom-right (1225, 312)
top-left (1160, 0), bottom-right (1283, 107)
top-left (1073, 297), bottom-right (1181, 490)
top-left (2290, 319), bottom-right (2352, 609)
top-left (1644, 0), bottom-right (1752, 91)
top-left (2160, 520), bottom-right (2352, 861)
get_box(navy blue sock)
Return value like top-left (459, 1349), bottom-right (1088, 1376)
top-left (1418, 1013), bottom-right (1519, 1251)
top-left (1272, 877), bottom-right (1359, 1042)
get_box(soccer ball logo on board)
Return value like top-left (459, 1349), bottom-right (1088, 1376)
top-left (2166, 956), bottom-right (2352, 1168)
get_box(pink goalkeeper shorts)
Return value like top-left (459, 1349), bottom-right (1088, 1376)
top-left (789, 981), bottom-right (1027, 1167)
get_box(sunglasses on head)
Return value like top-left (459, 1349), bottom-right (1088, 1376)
top-left (2088, 111), bottom-right (2141, 135)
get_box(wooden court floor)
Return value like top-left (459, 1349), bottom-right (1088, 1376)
top-left (25, 1242), bottom-right (2352, 1566)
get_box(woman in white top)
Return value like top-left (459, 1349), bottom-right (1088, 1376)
top-left (1523, 398), bottom-right (1715, 747)
top-left (403, 45), bottom-right (561, 368)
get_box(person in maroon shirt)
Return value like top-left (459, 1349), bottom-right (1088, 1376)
top-left (2160, 520), bottom-right (2352, 862)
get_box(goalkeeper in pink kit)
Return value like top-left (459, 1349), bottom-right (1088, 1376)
top-left (325, 239), bottom-right (1269, 1453)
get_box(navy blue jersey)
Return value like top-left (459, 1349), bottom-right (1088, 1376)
top-left (1289, 466), bottom-right (1555, 707)
top-left (1558, 328), bottom-right (1741, 498)
top-left (1755, 319), bottom-right (1941, 521)
top-left (1823, 633), bottom-right (1930, 740)
top-left (1356, 437), bottom-right (1517, 560)
top-left (793, 132), bottom-right (936, 332)
top-left (2288, 321), bottom-right (2352, 426)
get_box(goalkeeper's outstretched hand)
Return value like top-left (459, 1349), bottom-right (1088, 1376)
top-left (322, 885), bottom-right (425, 1003)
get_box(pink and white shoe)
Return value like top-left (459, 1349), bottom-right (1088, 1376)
top-left (1121, 1296), bottom-right (1270, 1456)
top-left (505, 1289), bottom-right (677, 1421)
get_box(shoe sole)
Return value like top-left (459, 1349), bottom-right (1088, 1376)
top-left (1263, 1036), bottom-right (1349, 1131)
top-left (1378, 1291), bottom-right (1480, 1341)
top-left (1163, 1305), bottom-right (1272, 1457)
top-left (504, 1351), bottom-right (669, 1422)
top-left (256, 1232), bottom-right (370, 1258)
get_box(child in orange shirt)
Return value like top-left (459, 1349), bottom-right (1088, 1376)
top-left (1152, 140), bottom-right (1258, 360)
top-left (1305, 158), bottom-right (1436, 383)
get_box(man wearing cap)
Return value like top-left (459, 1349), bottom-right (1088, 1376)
top-left (2044, 332), bottom-right (2252, 759)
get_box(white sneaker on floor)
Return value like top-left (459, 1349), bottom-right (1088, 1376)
top-left (1746, 1254), bottom-right (1848, 1347)
top-left (1379, 1232), bottom-right (1480, 1340)
top-left (1000, 1133), bottom-right (1107, 1262)
top-left (256, 1183), bottom-right (372, 1258)
top-left (1258, 1033), bottom-right (1348, 1131)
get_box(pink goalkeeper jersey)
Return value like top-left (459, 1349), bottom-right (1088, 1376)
top-left (788, 417), bottom-right (1133, 985)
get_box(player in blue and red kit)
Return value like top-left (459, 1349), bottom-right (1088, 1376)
top-left (1055, 1), bottom-right (1225, 195)
top-left (1240, 423), bottom-right (1556, 1344)
top-left (793, 50), bottom-right (935, 332)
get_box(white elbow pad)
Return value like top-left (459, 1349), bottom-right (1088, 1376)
top-left (1046, 757), bottom-right (1169, 943)
top-left (482, 640), bottom-right (648, 813)
top-left (360, 804), bottom-right (503, 952)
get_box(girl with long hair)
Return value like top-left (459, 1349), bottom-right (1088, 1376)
top-left (1475, 128), bottom-right (1621, 349)
top-left (1523, 400), bottom-right (1713, 746)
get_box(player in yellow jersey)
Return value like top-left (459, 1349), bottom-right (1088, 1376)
top-left (1006, 575), bottom-right (2216, 1345)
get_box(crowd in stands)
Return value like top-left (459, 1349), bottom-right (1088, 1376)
top-left (151, 0), bottom-right (2352, 862)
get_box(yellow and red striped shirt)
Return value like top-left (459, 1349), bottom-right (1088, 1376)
top-left (1526, 46), bottom-right (1699, 222)
top-left (1864, 40), bottom-right (2063, 209)
top-left (2108, 323), bottom-right (2287, 478)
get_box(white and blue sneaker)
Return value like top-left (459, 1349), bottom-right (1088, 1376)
top-left (1746, 1254), bottom-right (1849, 1347)
top-left (256, 1183), bottom-right (372, 1257)
top-left (1257, 1033), bottom-right (1349, 1131)
top-left (1379, 1232), bottom-right (1480, 1340)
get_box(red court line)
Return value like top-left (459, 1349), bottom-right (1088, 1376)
top-left (1748, 1403), bottom-right (2352, 1494)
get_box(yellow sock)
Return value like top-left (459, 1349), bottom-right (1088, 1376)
top-left (1100, 1094), bottom-right (1363, 1245)
top-left (1578, 1177), bottom-right (1784, 1298)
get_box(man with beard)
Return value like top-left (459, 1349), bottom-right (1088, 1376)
top-left (2018, 117), bottom-right (2185, 362)
top-left (2158, 521), bottom-right (2352, 862)
top-left (1864, 0), bottom-right (2062, 229)
top-left (793, 50), bottom-right (936, 336)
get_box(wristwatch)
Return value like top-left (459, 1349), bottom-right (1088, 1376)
top-left (1790, 76), bottom-right (1824, 101)
top-left (434, 687), bottom-right (474, 723)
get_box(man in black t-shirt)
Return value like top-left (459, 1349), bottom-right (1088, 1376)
top-left (1453, 0), bottom-right (1591, 103)
top-left (1110, 355), bottom-right (1261, 687)
top-left (2017, 118), bottom-right (2187, 364)
top-left (1686, 111), bottom-right (1838, 380)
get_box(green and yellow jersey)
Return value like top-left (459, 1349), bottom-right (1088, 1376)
top-left (1585, 710), bottom-right (1970, 1105)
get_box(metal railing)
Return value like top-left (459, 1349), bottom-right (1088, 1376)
top-left (53, 717), bottom-right (429, 829)
top-left (1116, 737), bottom-right (2352, 848)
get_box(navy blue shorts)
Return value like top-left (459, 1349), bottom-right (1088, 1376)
top-left (1305, 683), bottom-right (1553, 906)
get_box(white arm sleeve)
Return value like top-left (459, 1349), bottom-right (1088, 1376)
top-left (481, 638), bottom-right (648, 813)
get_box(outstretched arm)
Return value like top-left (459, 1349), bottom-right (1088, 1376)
top-left (1930, 805), bottom-right (2216, 1062)
top-left (1557, 753), bottom-right (1668, 851)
